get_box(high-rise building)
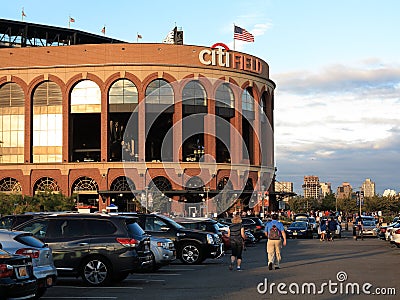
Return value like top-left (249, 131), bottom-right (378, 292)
top-left (302, 176), bottom-right (320, 199)
top-left (320, 182), bottom-right (332, 197)
top-left (361, 178), bottom-right (375, 198)
top-left (336, 182), bottom-right (352, 200)
top-left (275, 181), bottom-right (293, 202)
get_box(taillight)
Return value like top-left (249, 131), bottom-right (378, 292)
top-left (0, 264), bottom-right (14, 278)
top-left (16, 248), bottom-right (40, 259)
top-left (381, 228), bottom-right (386, 233)
top-left (256, 225), bottom-right (263, 230)
top-left (395, 229), bottom-right (400, 234)
top-left (116, 238), bottom-right (138, 247)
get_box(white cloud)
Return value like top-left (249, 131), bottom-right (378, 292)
top-left (274, 60), bottom-right (400, 194)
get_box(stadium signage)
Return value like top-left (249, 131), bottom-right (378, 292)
top-left (198, 44), bottom-right (262, 74)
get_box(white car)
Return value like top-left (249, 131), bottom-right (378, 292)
top-left (0, 229), bottom-right (57, 298)
top-left (389, 224), bottom-right (400, 247)
top-left (384, 222), bottom-right (400, 241)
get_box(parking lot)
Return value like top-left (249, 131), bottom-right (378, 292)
top-left (43, 228), bottom-right (399, 300)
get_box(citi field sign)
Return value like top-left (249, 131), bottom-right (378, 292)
top-left (198, 43), bottom-right (262, 74)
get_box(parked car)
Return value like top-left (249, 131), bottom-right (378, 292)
top-left (308, 217), bottom-right (318, 232)
top-left (14, 213), bottom-right (152, 286)
top-left (174, 217), bottom-right (227, 250)
top-left (219, 217), bottom-right (262, 242)
top-left (294, 213), bottom-right (309, 222)
top-left (389, 223), bottom-right (400, 247)
top-left (361, 219), bottom-right (378, 237)
top-left (0, 214), bottom-right (38, 230)
top-left (148, 236), bottom-right (176, 271)
top-left (378, 221), bottom-right (399, 240)
top-left (0, 229), bottom-right (57, 298)
top-left (285, 221), bottom-right (313, 239)
top-left (384, 221), bottom-right (400, 241)
top-left (134, 213), bottom-right (223, 264)
top-left (0, 248), bottom-right (37, 300)
top-left (242, 217), bottom-right (265, 241)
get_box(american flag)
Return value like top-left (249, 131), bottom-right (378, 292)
top-left (70, 17), bottom-right (75, 23)
top-left (234, 25), bottom-right (254, 42)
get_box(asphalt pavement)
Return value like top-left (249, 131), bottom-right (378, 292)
top-left (43, 227), bottom-right (399, 300)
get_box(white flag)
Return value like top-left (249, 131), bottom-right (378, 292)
top-left (162, 28), bottom-right (175, 44)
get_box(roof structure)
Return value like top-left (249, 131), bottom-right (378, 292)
top-left (0, 18), bottom-right (125, 48)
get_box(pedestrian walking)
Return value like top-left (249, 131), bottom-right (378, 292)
top-left (265, 214), bottom-right (287, 270)
top-left (327, 217), bottom-right (337, 241)
top-left (319, 219), bottom-right (327, 241)
top-left (227, 214), bottom-right (246, 271)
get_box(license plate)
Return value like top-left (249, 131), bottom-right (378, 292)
top-left (18, 266), bottom-right (27, 277)
top-left (293, 232), bottom-right (297, 235)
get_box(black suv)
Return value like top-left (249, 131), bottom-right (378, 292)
top-left (0, 214), bottom-right (38, 230)
top-left (220, 217), bottom-right (264, 242)
top-left (14, 213), bottom-right (152, 286)
top-left (134, 213), bottom-right (223, 264)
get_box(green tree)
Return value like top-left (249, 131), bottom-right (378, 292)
top-left (320, 193), bottom-right (336, 211)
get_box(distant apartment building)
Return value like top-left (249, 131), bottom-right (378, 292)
top-left (320, 182), bottom-right (332, 197)
top-left (302, 176), bottom-right (320, 199)
top-left (275, 181), bottom-right (294, 202)
top-left (336, 182), bottom-right (352, 200)
top-left (383, 189), bottom-right (397, 197)
top-left (361, 178), bottom-right (375, 198)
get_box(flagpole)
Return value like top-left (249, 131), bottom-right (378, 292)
top-left (233, 23), bottom-right (235, 51)
top-left (137, 32), bottom-right (139, 43)
top-left (68, 15), bottom-right (71, 28)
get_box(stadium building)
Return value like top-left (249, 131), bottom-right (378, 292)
top-left (0, 19), bottom-right (276, 216)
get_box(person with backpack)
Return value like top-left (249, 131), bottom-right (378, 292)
top-left (264, 214), bottom-right (287, 270)
top-left (227, 214), bottom-right (246, 271)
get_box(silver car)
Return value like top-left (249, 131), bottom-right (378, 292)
top-left (0, 229), bottom-right (57, 298)
top-left (149, 236), bottom-right (176, 271)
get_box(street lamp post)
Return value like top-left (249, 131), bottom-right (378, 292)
top-left (203, 186), bottom-right (210, 218)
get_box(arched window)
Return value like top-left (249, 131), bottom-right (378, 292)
top-left (33, 177), bottom-right (60, 194)
top-left (215, 83), bottom-right (234, 108)
top-left (0, 177), bottom-right (22, 193)
top-left (0, 83), bottom-right (24, 163)
top-left (182, 80), bottom-right (207, 107)
top-left (145, 79), bottom-right (174, 104)
top-left (148, 176), bottom-right (172, 192)
top-left (70, 80), bottom-right (101, 113)
top-left (109, 79), bottom-right (138, 105)
top-left (110, 176), bottom-right (136, 191)
top-left (70, 80), bottom-right (101, 162)
top-left (32, 81), bottom-right (63, 163)
top-left (71, 176), bottom-right (99, 193)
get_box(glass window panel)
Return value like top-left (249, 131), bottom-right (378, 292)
top-left (2, 115), bottom-right (10, 131)
top-left (145, 79), bottom-right (174, 104)
top-left (109, 79), bottom-right (138, 105)
top-left (17, 131), bottom-right (24, 147)
top-left (71, 80), bottom-right (101, 106)
top-left (242, 89), bottom-right (254, 112)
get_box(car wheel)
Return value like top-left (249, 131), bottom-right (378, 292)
top-left (149, 252), bottom-right (161, 272)
top-left (180, 242), bottom-right (203, 264)
top-left (81, 256), bottom-right (112, 286)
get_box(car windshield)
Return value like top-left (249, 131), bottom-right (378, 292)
top-left (363, 221), bottom-right (375, 226)
top-left (290, 222), bottom-right (307, 228)
top-left (160, 216), bottom-right (184, 230)
top-left (126, 221), bottom-right (145, 236)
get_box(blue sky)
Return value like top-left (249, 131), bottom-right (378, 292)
top-left (4, 0), bottom-right (400, 195)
